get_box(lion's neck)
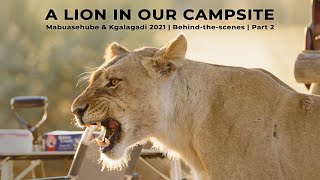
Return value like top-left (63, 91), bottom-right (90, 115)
top-left (153, 60), bottom-right (216, 178)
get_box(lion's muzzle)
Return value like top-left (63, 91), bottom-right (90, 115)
top-left (71, 103), bottom-right (88, 125)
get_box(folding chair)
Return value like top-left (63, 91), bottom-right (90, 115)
top-left (33, 126), bottom-right (186, 180)
top-left (32, 126), bottom-right (142, 180)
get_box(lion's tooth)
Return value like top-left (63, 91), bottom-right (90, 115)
top-left (96, 122), bottom-right (101, 129)
top-left (95, 138), bottom-right (106, 147)
top-left (104, 138), bottom-right (110, 145)
top-left (96, 131), bottom-right (104, 140)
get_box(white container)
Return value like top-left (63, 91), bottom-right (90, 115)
top-left (0, 129), bottom-right (33, 153)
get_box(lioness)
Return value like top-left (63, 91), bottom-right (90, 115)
top-left (71, 34), bottom-right (320, 179)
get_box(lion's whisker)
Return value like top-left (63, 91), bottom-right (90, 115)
top-left (76, 76), bottom-right (90, 87)
top-left (77, 71), bottom-right (91, 77)
top-left (79, 81), bottom-right (88, 87)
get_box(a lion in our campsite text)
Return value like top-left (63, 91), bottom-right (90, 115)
top-left (72, 34), bottom-right (320, 179)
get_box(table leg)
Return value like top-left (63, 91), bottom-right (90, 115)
top-left (15, 160), bottom-right (41, 180)
top-left (1, 158), bottom-right (13, 180)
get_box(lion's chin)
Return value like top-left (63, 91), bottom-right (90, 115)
top-left (98, 139), bottom-right (148, 171)
top-left (99, 147), bottom-right (131, 171)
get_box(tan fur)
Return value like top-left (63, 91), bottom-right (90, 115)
top-left (72, 34), bottom-right (320, 179)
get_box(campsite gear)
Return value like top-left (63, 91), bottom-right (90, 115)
top-left (0, 129), bottom-right (33, 153)
top-left (295, 0), bottom-right (320, 94)
top-left (43, 131), bottom-right (98, 152)
top-left (10, 96), bottom-right (48, 150)
top-left (32, 126), bottom-right (142, 180)
top-left (32, 126), bottom-right (186, 180)
top-left (7, 96), bottom-right (185, 179)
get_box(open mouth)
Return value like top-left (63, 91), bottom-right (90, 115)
top-left (90, 118), bottom-right (121, 153)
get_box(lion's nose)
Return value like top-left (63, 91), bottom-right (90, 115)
top-left (72, 104), bottom-right (89, 119)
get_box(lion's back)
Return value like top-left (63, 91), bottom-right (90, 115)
top-left (189, 62), bottom-right (320, 179)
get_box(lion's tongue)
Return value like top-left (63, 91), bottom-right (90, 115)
top-left (109, 119), bottom-right (119, 130)
top-left (95, 119), bottom-right (120, 148)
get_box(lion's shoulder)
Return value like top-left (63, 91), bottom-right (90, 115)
top-left (206, 63), bottom-right (296, 92)
top-left (252, 68), bottom-right (296, 91)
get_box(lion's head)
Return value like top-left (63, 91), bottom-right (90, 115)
top-left (71, 34), bottom-right (187, 169)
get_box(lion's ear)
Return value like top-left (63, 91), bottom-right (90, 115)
top-left (159, 34), bottom-right (187, 59)
top-left (142, 34), bottom-right (187, 78)
top-left (104, 42), bottom-right (129, 61)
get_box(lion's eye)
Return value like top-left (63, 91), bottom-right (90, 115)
top-left (111, 79), bottom-right (120, 86)
top-left (105, 78), bottom-right (121, 88)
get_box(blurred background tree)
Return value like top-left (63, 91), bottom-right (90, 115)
top-left (0, 0), bottom-right (167, 131)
